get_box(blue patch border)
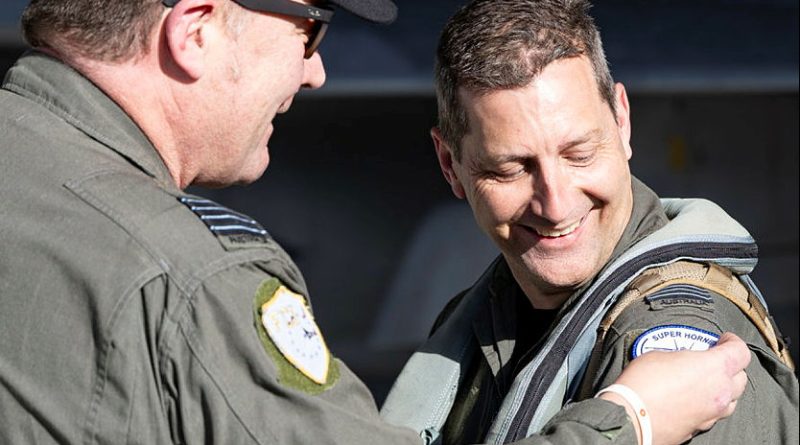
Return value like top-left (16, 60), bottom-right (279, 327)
top-left (631, 324), bottom-right (720, 359)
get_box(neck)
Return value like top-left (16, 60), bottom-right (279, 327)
top-left (75, 53), bottom-right (196, 189)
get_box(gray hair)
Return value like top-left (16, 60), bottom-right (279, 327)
top-left (22, 0), bottom-right (245, 63)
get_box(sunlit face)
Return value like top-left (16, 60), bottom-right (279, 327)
top-left (434, 57), bottom-right (634, 307)
top-left (194, 2), bottom-right (326, 186)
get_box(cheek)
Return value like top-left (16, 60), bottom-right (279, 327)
top-left (575, 155), bottom-right (630, 204)
top-left (470, 183), bottom-right (530, 226)
top-left (603, 162), bottom-right (632, 202)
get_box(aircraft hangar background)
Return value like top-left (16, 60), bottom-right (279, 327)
top-left (2, 0), bottom-right (798, 400)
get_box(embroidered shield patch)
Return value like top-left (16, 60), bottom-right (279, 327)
top-left (260, 286), bottom-right (330, 384)
top-left (631, 324), bottom-right (720, 359)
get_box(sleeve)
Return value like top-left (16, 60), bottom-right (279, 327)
top-left (499, 399), bottom-right (638, 445)
top-left (157, 262), bottom-right (423, 445)
top-left (155, 261), bottom-right (645, 445)
top-left (582, 283), bottom-right (799, 445)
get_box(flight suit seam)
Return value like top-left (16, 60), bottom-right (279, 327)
top-left (176, 252), bottom-right (293, 304)
top-left (65, 172), bottom-right (296, 444)
top-left (81, 267), bottom-right (169, 445)
top-left (65, 169), bottom-right (192, 282)
top-left (158, 256), bottom-right (298, 444)
top-left (3, 80), bottom-right (162, 179)
top-left (66, 170), bottom-right (204, 366)
top-left (173, 286), bottom-right (277, 445)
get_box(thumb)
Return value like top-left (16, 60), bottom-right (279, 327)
top-left (713, 332), bottom-right (751, 375)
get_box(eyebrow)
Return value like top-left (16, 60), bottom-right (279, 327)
top-left (476, 128), bottom-right (603, 162)
top-left (476, 154), bottom-right (529, 165)
top-left (557, 129), bottom-right (603, 151)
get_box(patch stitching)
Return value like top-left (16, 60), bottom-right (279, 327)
top-left (253, 279), bottom-right (339, 394)
top-left (261, 286), bottom-right (330, 384)
top-left (631, 324), bottom-right (719, 359)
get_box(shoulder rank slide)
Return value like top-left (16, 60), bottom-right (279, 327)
top-left (631, 324), bottom-right (719, 359)
top-left (179, 196), bottom-right (270, 248)
top-left (645, 284), bottom-right (713, 311)
top-left (645, 284), bottom-right (712, 303)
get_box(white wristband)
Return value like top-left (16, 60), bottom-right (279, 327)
top-left (595, 384), bottom-right (652, 445)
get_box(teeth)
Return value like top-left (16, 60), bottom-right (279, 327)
top-left (535, 219), bottom-right (581, 237)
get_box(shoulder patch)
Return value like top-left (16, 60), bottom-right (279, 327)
top-left (645, 284), bottom-right (713, 312)
top-left (179, 196), bottom-right (270, 249)
top-left (631, 324), bottom-right (720, 359)
top-left (252, 278), bottom-right (339, 394)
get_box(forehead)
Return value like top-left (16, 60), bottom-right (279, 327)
top-left (457, 57), bottom-right (612, 151)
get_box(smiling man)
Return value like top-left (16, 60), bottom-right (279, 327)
top-left (382, 1), bottom-right (798, 444)
top-left (0, 0), bottom-right (424, 443)
top-left (443, 57), bottom-right (635, 311)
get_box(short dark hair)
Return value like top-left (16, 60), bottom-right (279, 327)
top-left (21, 0), bottom-right (165, 62)
top-left (435, 0), bottom-right (616, 159)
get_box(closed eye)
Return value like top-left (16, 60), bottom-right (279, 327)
top-left (564, 148), bottom-right (597, 166)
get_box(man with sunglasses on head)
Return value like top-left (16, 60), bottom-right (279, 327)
top-left (0, 0), bottom-right (754, 443)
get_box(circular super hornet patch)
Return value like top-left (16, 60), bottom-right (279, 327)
top-left (631, 324), bottom-right (720, 359)
top-left (261, 286), bottom-right (330, 384)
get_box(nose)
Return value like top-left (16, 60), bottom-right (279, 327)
top-left (530, 162), bottom-right (573, 224)
top-left (302, 52), bottom-right (326, 90)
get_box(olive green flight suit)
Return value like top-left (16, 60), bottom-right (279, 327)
top-left (434, 181), bottom-right (799, 445)
top-left (0, 51), bottom-right (420, 444)
top-left (1, 51), bottom-right (653, 445)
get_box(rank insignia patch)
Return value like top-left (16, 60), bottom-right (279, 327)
top-left (253, 279), bottom-right (338, 393)
top-left (178, 196), bottom-right (270, 249)
top-left (645, 284), bottom-right (713, 311)
top-left (631, 324), bottom-right (720, 359)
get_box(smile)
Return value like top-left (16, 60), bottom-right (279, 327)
top-left (533, 218), bottom-right (582, 238)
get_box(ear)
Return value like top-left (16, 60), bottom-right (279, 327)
top-left (613, 82), bottom-right (633, 160)
top-left (431, 127), bottom-right (466, 199)
top-left (163, 0), bottom-right (216, 80)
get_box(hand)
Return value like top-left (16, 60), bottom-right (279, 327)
top-left (598, 332), bottom-right (750, 445)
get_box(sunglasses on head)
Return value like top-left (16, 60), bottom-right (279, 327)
top-left (162, 0), bottom-right (334, 58)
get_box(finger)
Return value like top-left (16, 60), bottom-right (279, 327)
top-left (695, 399), bottom-right (735, 434)
top-left (699, 393), bottom-right (740, 435)
top-left (723, 399), bottom-right (738, 418)
top-left (697, 419), bottom-right (717, 433)
top-left (731, 370), bottom-right (748, 399)
top-left (714, 332), bottom-right (751, 373)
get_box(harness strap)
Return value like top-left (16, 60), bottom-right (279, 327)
top-left (578, 260), bottom-right (794, 400)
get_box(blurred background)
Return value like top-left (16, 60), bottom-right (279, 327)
top-left (2, 0), bottom-right (798, 400)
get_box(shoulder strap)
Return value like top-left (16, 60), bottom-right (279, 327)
top-left (578, 261), bottom-right (794, 400)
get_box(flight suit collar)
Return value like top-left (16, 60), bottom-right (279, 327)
top-left (472, 259), bottom-right (520, 391)
top-left (609, 177), bottom-right (669, 263)
top-left (470, 177), bottom-right (668, 388)
top-left (2, 51), bottom-right (178, 192)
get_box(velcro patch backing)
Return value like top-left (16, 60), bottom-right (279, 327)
top-left (252, 278), bottom-right (339, 394)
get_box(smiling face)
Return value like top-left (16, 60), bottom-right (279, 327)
top-left (192, 2), bottom-right (326, 187)
top-left (433, 56), bottom-right (634, 308)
